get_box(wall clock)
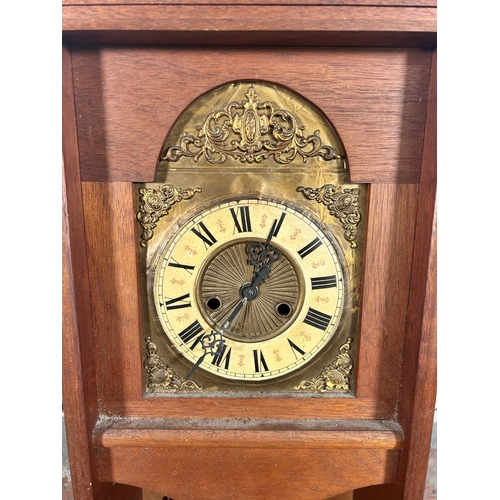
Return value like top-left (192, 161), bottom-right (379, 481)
top-left (137, 81), bottom-right (367, 395)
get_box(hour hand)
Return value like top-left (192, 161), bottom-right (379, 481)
top-left (247, 219), bottom-right (282, 275)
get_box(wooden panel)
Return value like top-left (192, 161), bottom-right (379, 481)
top-left (356, 183), bottom-right (419, 402)
top-left (80, 182), bottom-right (418, 419)
top-left (96, 445), bottom-right (400, 500)
top-left (82, 182), bottom-right (144, 401)
top-left (72, 47), bottom-right (431, 183)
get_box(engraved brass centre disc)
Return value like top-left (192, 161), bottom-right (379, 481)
top-left (198, 241), bottom-right (303, 342)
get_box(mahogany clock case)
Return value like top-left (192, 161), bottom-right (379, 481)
top-left (67, 45), bottom-right (433, 418)
top-left (62, 3), bottom-right (436, 499)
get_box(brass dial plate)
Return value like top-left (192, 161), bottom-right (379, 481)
top-left (153, 198), bottom-right (345, 381)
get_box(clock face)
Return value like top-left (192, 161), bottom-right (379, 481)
top-left (153, 198), bottom-right (345, 381)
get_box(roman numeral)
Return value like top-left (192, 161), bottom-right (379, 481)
top-left (287, 339), bottom-right (306, 358)
top-left (163, 293), bottom-right (191, 310)
top-left (191, 221), bottom-right (217, 247)
top-left (303, 307), bottom-right (332, 331)
top-left (298, 237), bottom-right (322, 259)
top-left (273, 212), bottom-right (286, 237)
top-left (178, 320), bottom-right (204, 345)
top-left (230, 206), bottom-right (252, 233)
top-left (168, 260), bottom-right (195, 274)
top-left (311, 275), bottom-right (337, 290)
top-left (253, 349), bottom-right (269, 373)
top-left (211, 344), bottom-right (232, 369)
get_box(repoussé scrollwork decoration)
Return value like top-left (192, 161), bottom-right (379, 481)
top-left (136, 184), bottom-right (201, 247)
top-left (144, 337), bottom-right (203, 392)
top-left (293, 338), bottom-right (353, 393)
top-left (161, 85), bottom-right (341, 165)
top-left (297, 184), bottom-right (361, 248)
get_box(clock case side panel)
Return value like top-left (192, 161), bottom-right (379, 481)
top-left (353, 48), bottom-right (436, 500)
top-left (62, 44), bottom-right (143, 500)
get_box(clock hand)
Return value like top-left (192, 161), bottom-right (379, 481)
top-left (186, 221), bottom-right (282, 379)
top-left (246, 218), bottom-right (282, 293)
top-left (185, 297), bottom-right (248, 380)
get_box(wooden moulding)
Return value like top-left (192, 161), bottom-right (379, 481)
top-left (62, 4), bottom-right (436, 47)
top-left (93, 418), bottom-right (404, 450)
top-left (62, 1), bottom-right (437, 6)
top-left (93, 419), bottom-right (403, 500)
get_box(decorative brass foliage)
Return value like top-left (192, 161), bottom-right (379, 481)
top-left (136, 184), bottom-right (201, 247)
top-left (293, 338), bottom-right (353, 392)
top-left (297, 184), bottom-right (361, 248)
top-left (144, 337), bottom-right (202, 392)
top-left (161, 85), bottom-right (340, 165)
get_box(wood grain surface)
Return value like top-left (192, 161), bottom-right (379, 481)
top-left (62, 4), bottom-right (436, 31)
top-left (93, 418), bottom-right (404, 449)
top-left (82, 182), bottom-right (144, 401)
top-left (96, 445), bottom-right (401, 500)
top-left (356, 183), bottom-right (419, 401)
top-left (72, 47), bottom-right (432, 183)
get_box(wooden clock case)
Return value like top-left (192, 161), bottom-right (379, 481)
top-left (62, 2), bottom-right (436, 499)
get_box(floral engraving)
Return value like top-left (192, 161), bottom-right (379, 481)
top-left (136, 184), bottom-right (201, 247)
top-left (297, 184), bottom-right (361, 248)
top-left (144, 337), bottom-right (203, 392)
top-left (293, 338), bottom-right (353, 392)
top-left (161, 86), bottom-right (340, 165)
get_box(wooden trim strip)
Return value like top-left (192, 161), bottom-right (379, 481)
top-left (93, 419), bottom-right (405, 449)
top-left (62, 5), bottom-right (436, 34)
top-left (63, 1), bottom-right (437, 6)
top-left (101, 397), bottom-right (395, 420)
top-left (394, 48), bottom-right (437, 500)
top-left (62, 44), bottom-right (100, 500)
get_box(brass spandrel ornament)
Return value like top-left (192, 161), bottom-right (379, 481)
top-left (137, 81), bottom-right (366, 395)
top-left (136, 184), bottom-right (201, 247)
top-left (297, 184), bottom-right (361, 248)
top-left (144, 337), bottom-right (203, 392)
top-left (294, 338), bottom-right (353, 392)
